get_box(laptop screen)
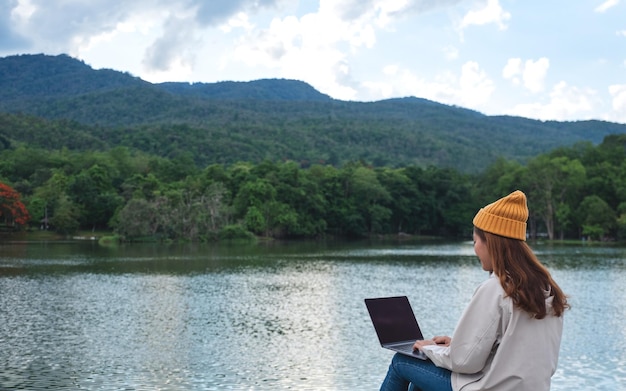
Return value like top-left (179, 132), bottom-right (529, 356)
top-left (365, 296), bottom-right (424, 344)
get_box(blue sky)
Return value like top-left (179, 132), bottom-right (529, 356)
top-left (1, 0), bottom-right (625, 123)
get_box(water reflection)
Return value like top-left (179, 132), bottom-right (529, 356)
top-left (1, 240), bottom-right (625, 390)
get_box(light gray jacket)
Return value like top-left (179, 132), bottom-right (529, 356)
top-left (422, 274), bottom-right (564, 391)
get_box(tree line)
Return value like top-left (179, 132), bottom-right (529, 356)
top-left (1, 134), bottom-right (625, 242)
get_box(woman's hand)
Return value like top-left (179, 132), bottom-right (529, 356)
top-left (413, 335), bottom-right (451, 351)
top-left (432, 335), bottom-right (451, 346)
top-left (412, 339), bottom-right (435, 351)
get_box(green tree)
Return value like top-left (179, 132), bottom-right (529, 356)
top-left (308, 164), bottom-right (350, 236)
top-left (147, 153), bottom-right (198, 184)
top-left (49, 194), bottom-right (80, 234)
top-left (616, 202), bottom-right (626, 240)
top-left (113, 198), bottom-right (160, 239)
top-left (577, 195), bottom-right (616, 240)
top-left (120, 173), bottom-right (162, 201)
top-left (376, 167), bottom-right (415, 234)
top-left (202, 182), bottom-right (230, 233)
top-left (352, 166), bottom-right (391, 234)
top-left (554, 202), bottom-right (573, 240)
top-left (338, 163), bottom-right (391, 236)
top-left (475, 157), bottom-right (526, 206)
top-left (152, 183), bottom-right (230, 242)
top-left (244, 206), bottom-right (266, 235)
top-left (69, 164), bottom-right (123, 230)
top-left (524, 155), bottom-right (585, 239)
top-left (401, 166), bottom-right (431, 235)
top-left (232, 178), bottom-right (275, 235)
top-left (270, 162), bottom-right (326, 237)
top-left (579, 136), bottom-right (626, 219)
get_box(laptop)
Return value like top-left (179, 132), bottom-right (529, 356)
top-left (365, 296), bottom-right (428, 360)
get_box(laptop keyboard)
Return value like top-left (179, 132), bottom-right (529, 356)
top-left (395, 342), bottom-right (417, 353)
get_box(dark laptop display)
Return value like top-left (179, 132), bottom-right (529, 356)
top-left (365, 296), bottom-right (428, 360)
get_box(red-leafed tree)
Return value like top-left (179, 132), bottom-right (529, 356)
top-left (0, 182), bottom-right (30, 230)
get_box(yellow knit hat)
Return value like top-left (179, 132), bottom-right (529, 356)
top-left (473, 190), bottom-right (528, 241)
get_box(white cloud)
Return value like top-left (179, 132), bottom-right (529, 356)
top-left (367, 67), bottom-right (455, 101)
top-left (609, 84), bottom-right (626, 122)
top-left (459, 0), bottom-right (511, 30)
top-left (502, 58), bottom-right (521, 85)
top-left (219, 12), bottom-right (253, 33)
top-left (442, 45), bottom-right (459, 60)
top-left (227, 10), bottom-right (364, 100)
top-left (458, 61), bottom-right (495, 105)
top-left (229, 16), bottom-right (301, 67)
top-left (143, 18), bottom-right (197, 73)
top-left (502, 57), bottom-right (549, 93)
top-left (71, 9), bottom-right (168, 79)
top-left (11, 0), bottom-right (36, 21)
top-left (224, 0), bottom-right (416, 100)
top-left (224, 0), bottom-right (501, 102)
top-left (506, 81), bottom-right (597, 121)
top-left (595, 0), bottom-right (620, 13)
top-left (323, 0), bottom-right (406, 27)
top-left (522, 57), bottom-right (549, 93)
top-left (383, 64), bottom-right (399, 75)
top-left (361, 61), bottom-right (494, 110)
top-left (194, 0), bottom-right (283, 27)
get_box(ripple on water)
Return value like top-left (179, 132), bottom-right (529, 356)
top-left (1, 242), bottom-right (626, 390)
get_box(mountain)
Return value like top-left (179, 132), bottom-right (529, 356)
top-left (1, 53), bottom-right (625, 172)
top-left (0, 53), bottom-right (330, 107)
top-left (0, 53), bottom-right (149, 98)
top-left (158, 79), bottom-right (333, 101)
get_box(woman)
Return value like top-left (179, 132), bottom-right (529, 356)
top-left (380, 190), bottom-right (569, 391)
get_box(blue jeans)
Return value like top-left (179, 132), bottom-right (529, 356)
top-left (380, 353), bottom-right (453, 391)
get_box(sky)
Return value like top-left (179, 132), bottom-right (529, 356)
top-left (1, 0), bottom-right (625, 124)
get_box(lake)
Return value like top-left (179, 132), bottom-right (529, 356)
top-left (1, 239), bottom-right (625, 390)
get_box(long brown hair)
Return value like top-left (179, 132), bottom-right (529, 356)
top-left (474, 227), bottom-right (569, 318)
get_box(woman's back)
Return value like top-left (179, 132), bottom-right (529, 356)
top-left (450, 277), bottom-right (563, 391)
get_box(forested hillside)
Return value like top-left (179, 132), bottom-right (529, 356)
top-left (2, 54), bottom-right (626, 242)
top-left (1, 135), bottom-right (626, 241)
top-left (2, 54), bottom-right (625, 173)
